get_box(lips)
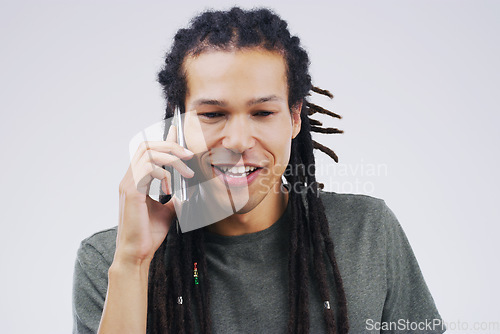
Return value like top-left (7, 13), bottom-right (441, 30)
top-left (211, 164), bottom-right (263, 187)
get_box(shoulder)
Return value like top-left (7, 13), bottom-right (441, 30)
top-left (319, 190), bottom-right (387, 218)
top-left (318, 190), bottom-right (399, 247)
top-left (318, 190), bottom-right (392, 227)
top-left (76, 226), bottom-right (118, 268)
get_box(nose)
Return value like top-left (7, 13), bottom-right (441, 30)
top-left (221, 115), bottom-right (256, 153)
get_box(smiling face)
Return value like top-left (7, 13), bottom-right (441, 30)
top-left (182, 47), bottom-right (301, 214)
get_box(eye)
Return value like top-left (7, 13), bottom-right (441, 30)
top-left (254, 110), bottom-right (274, 117)
top-left (199, 112), bottom-right (223, 119)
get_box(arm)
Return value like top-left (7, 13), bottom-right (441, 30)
top-left (73, 125), bottom-right (194, 333)
top-left (98, 259), bottom-right (151, 333)
top-left (72, 229), bottom-right (154, 334)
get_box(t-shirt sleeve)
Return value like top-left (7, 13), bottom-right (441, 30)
top-left (381, 200), bottom-right (446, 334)
top-left (72, 240), bottom-right (111, 334)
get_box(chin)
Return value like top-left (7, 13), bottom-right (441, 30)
top-left (233, 197), bottom-right (261, 214)
top-left (226, 190), bottom-right (260, 214)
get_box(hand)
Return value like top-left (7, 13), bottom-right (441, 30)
top-left (114, 124), bottom-right (195, 267)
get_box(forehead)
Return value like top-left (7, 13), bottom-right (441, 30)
top-left (183, 48), bottom-right (288, 102)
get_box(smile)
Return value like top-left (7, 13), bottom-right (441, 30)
top-left (211, 164), bottom-right (263, 186)
top-left (213, 165), bottom-right (260, 177)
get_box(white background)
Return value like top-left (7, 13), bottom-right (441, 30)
top-left (0, 0), bottom-right (498, 333)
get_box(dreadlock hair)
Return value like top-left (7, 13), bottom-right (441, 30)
top-left (148, 7), bottom-right (347, 334)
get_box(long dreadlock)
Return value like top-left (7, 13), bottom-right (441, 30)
top-left (148, 7), bottom-right (348, 334)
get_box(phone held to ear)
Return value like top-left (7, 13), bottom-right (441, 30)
top-left (168, 106), bottom-right (250, 233)
top-left (172, 106), bottom-right (187, 233)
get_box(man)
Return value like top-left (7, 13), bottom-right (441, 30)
top-left (73, 7), bottom-right (445, 333)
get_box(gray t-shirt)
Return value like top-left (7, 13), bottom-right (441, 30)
top-left (72, 191), bottom-right (445, 333)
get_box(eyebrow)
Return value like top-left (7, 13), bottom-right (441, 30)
top-left (191, 95), bottom-right (283, 108)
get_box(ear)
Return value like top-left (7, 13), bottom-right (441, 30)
top-left (291, 100), bottom-right (303, 139)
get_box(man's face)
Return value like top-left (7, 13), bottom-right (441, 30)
top-left (182, 47), bottom-right (301, 213)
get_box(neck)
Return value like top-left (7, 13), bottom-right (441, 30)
top-left (206, 181), bottom-right (289, 236)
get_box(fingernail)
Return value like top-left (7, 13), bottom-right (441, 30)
top-left (184, 148), bottom-right (194, 156)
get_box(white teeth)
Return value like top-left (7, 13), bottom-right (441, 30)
top-left (216, 165), bottom-right (258, 175)
top-left (245, 166), bottom-right (258, 172)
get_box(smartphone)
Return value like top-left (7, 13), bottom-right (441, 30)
top-left (173, 107), bottom-right (187, 200)
top-left (172, 106), bottom-right (187, 233)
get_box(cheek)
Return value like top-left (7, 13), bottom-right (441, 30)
top-left (184, 115), bottom-right (210, 153)
top-left (270, 137), bottom-right (292, 174)
top-left (185, 132), bottom-right (207, 153)
top-left (260, 118), bottom-right (293, 171)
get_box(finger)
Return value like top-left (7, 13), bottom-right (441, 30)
top-left (150, 166), bottom-right (171, 192)
top-left (160, 170), bottom-right (172, 195)
top-left (143, 141), bottom-right (194, 164)
top-left (166, 143), bottom-right (194, 160)
top-left (139, 150), bottom-right (194, 178)
top-left (161, 177), bottom-right (172, 195)
top-left (165, 124), bottom-right (194, 158)
top-left (165, 124), bottom-right (177, 143)
top-left (134, 164), bottom-right (170, 195)
top-left (131, 149), bottom-right (194, 195)
top-left (131, 140), bottom-right (194, 166)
